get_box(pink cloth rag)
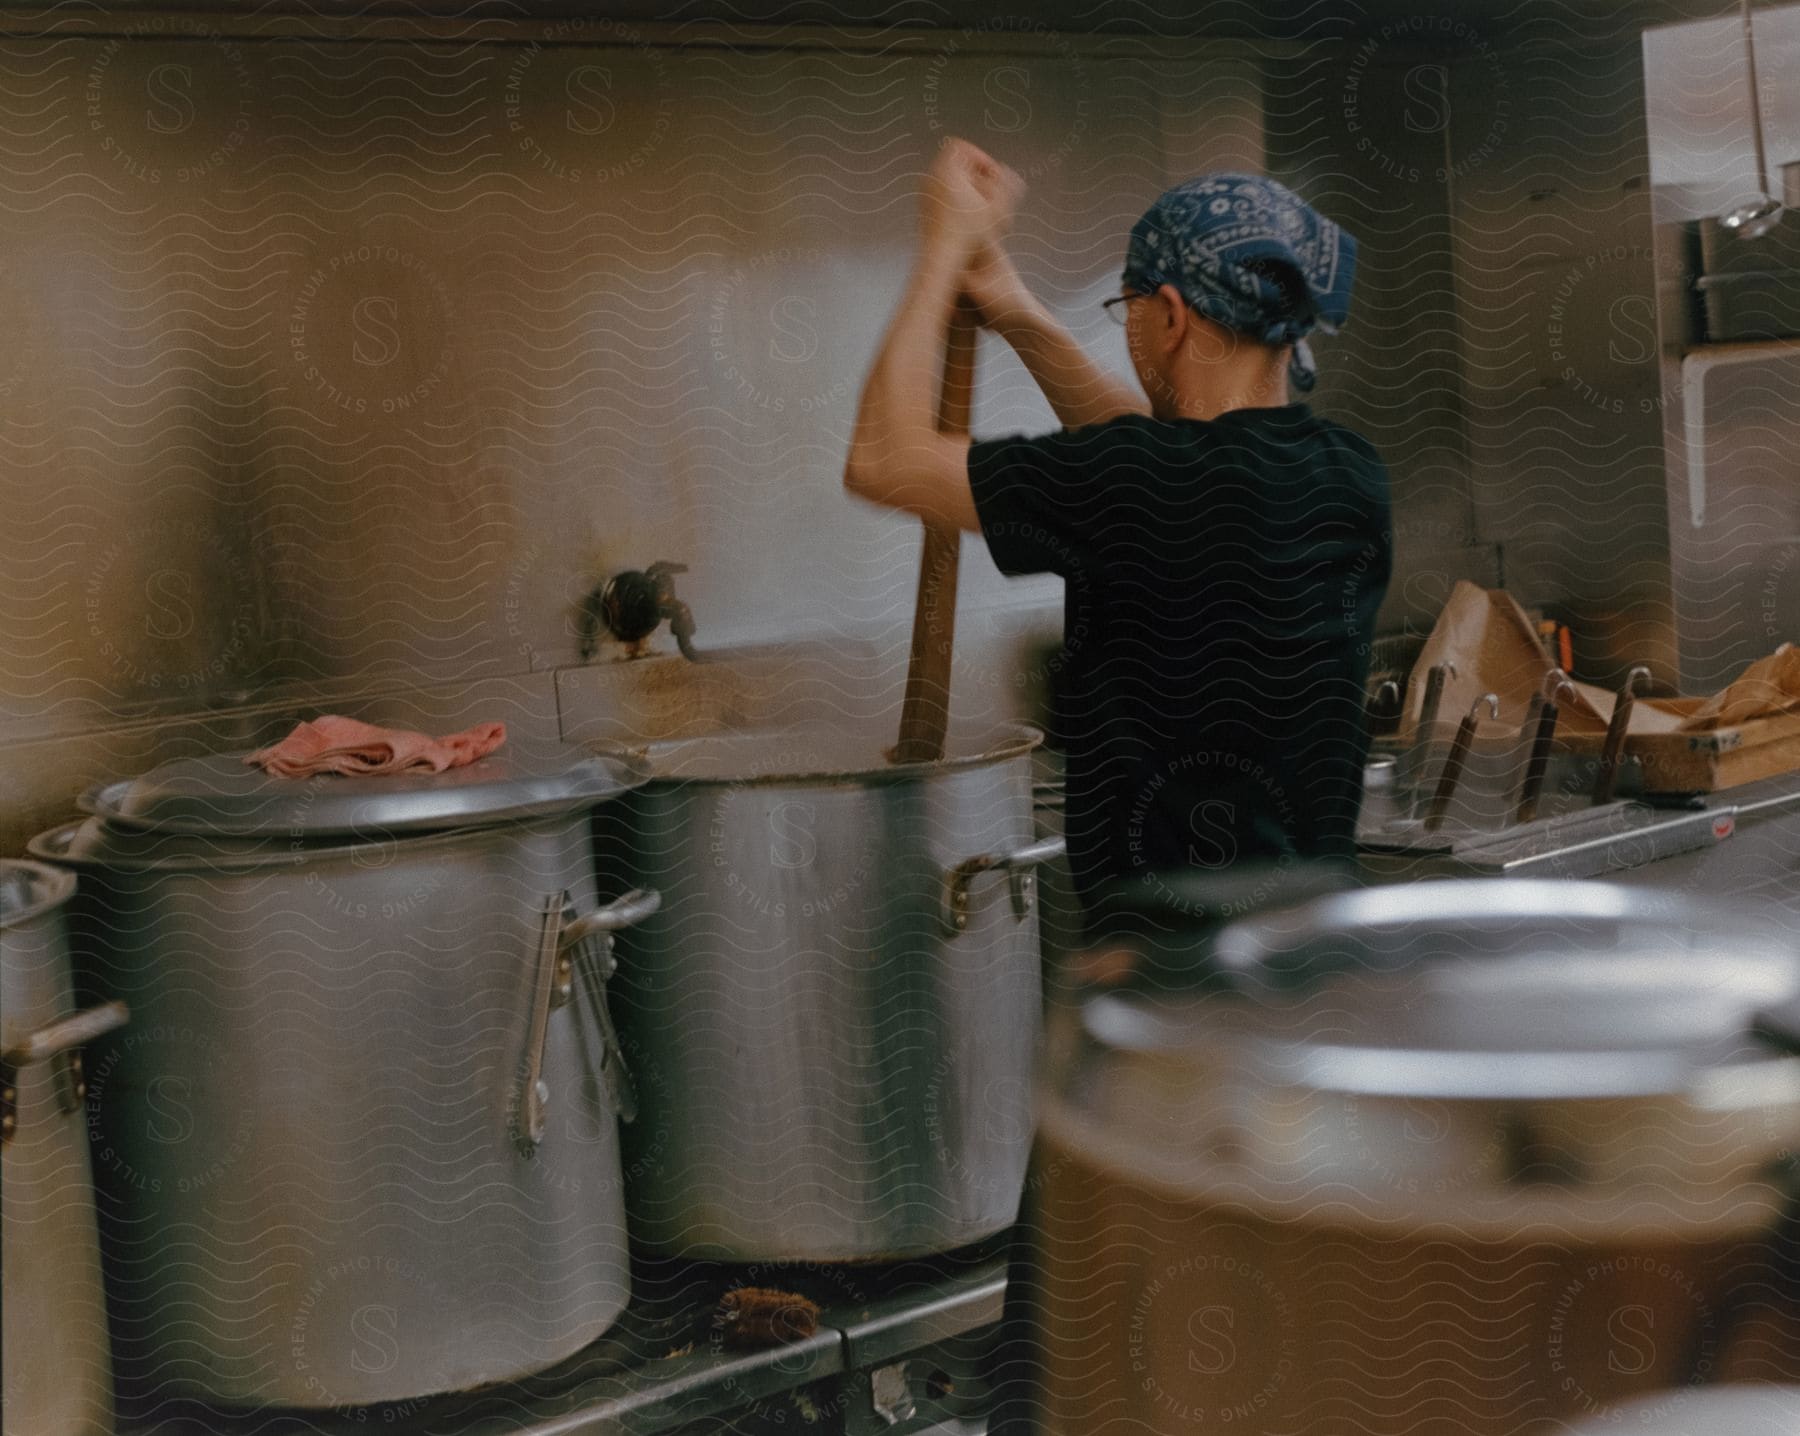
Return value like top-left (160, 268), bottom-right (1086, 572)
top-left (244, 715), bottom-right (507, 779)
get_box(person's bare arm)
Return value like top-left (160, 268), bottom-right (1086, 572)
top-left (844, 140), bottom-right (1022, 532)
top-left (963, 243), bottom-right (1149, 428)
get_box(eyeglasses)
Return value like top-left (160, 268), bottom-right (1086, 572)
top-left (1102, 292), bottom-right (1148, 326)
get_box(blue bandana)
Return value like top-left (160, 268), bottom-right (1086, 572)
top-left (1121, 173), bottom-right (1357, 393)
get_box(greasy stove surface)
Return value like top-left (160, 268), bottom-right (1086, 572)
top-left (117, 1243), bottom-right (1008, 1436)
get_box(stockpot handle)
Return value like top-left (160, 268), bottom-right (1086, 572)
top-left (559, 887), bottom-right (661, 946)
top-left (943, 834), bottom-right (1066, 935)
top-left (517, 889), bottom-right (660, 1147)
top-left (2, 1000), bottom-right (130, 1147)
top-left (560, 889), bottom-right (661, 1126)
top-left (4, 1001), bottom-right (130, 1067)
top-left (25, 822), bottom-right (81, 863)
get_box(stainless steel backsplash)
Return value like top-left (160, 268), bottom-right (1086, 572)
top-left (0, 18), bottom-right (1680, 849)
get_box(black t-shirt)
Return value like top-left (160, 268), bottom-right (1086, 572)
top-left (967, 405), bottom-right (1392, 914)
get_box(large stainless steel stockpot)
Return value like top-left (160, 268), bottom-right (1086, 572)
top-left (1, 860), bottom-right (128, 1436)
top-left (1034, 880), bottom-right (1800, 1436)
top-left (593, 724), bottom-right (1062, 1261)
top-left (28, 742), bottom-right (655, 1409)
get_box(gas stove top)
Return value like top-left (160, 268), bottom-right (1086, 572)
top-left (117, 1243), bottom-right (1008, 1436)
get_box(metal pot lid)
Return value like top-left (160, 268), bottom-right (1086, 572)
top-left (633, 722), bottom-right (1042, 786)
top-left (79, 739), bottom-right (650, 838)
top-left (1565, 1386), bottom-right (1800, 1434)
top-left (1080, 880), bottom-right (1800, 1103)
top-left (0, 858), bottom-right (76, 927)
top-left (28, 814), bottom-right (548, 874)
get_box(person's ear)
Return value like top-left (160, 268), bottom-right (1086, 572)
top-left (1153, 283), bottom-right (1188, 356)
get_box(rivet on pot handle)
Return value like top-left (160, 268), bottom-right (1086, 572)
top-left (1, 999), bottom-right (129, 1147)
top-left (561, 889), bottom-right (662, 1125)
top-left (943, 834), bottom-right (1066, 935)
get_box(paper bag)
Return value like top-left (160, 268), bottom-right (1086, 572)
top-left (1677, 643), bottom-right (1800, 732)
top-left (1401, 582), bottom-right (1611, 744)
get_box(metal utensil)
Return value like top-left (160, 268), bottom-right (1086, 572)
top-left (1592, 664), bottom-right (1653, 805)
top-left (1401, 660), bottom-right (1456, 810)
top-left (1424, 692), bottom-right (1498, 832)
top-left (1721, 0), bottom-right (1787, 240)
top-left (1514, 669), bottom-right (1577, 824)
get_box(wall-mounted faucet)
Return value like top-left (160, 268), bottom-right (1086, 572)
top-left (579, 560), bottom-right (701, 662)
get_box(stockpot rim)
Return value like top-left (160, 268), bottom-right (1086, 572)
top-left (1074, 878), bottom-right (1800, 1103)
top-left (1207, 877), bottom-right (1775, 980)
top-left (622, 721), bottom-right (1044, 789)
top-left (27, 811), bottom-right (596, 876)
top-left (0, 857), bottom-right (78, 928)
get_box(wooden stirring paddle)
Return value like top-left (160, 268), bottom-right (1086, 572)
top-left (891, 296), bottom-right (978, 765)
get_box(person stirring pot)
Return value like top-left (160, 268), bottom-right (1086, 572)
top-left (846, 139), bottom-right (1390, 958)
top-left (845, 138), bottom-right (1393, 1434)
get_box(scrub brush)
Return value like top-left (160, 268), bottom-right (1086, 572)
top-left (715, 1287), bottom-right (821, 1349)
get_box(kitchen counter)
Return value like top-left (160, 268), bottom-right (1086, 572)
top-left (116, 1249), bottom-right (1006, 1436)
top-left (1357, 762), bottom-right (1800, 902)
top-left (1605, 767), bottom-right (1800, 918)
top-left (1029, 751), bottom-right (1800, 961)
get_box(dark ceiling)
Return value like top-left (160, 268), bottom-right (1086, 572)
top-left (11, 0), bottom-right (1776, 46)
